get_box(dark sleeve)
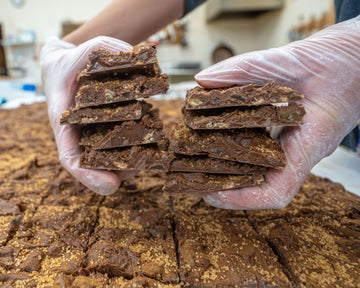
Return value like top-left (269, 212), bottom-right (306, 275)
top-left (335, 0), bottom-right (360, 22)
top-left (335, 0), bottom-right (360, 151)
top-left (183, 0), bottom-right (207, 16)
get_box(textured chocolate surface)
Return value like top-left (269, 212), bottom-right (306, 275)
top-left (169, 121), bottom-right (286, 168)
top-left (60, 100), bottom-right (152, 124)
top-left (1, 102), bottom-right (359, 287)
top-left (185, 82), bottom-right (303, 110)
top-left (169, 155), bottom-right (268, 174)
top-left (172, 197), bottom-right (292, 287)
top-left (253, 215), bottom-right (360, 287)
top-left (75, 74), bottom-right (169, 108)
top-left (77, 44), bottom-right (161, 80)
top-left (163, 172), bottom-right (264, 194)
top-left (79, 109), bottom-right (165, 149)
top-left (184, 103), bottom-right (306, 129)
top-left (80, 146), bottom-right (175, 171)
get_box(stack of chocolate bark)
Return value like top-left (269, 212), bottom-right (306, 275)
top-left (164, 82), bottom-right (305, 194)
top-left (61, 44), bottom-right (174, 172)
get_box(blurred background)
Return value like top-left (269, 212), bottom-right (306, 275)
top-left (0, 0), bottom-right (334, 85)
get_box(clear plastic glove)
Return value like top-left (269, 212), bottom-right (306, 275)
top-left (41, 36), bottom-right (137, 195)
top-left (195, 16), bottom-right (360, 210)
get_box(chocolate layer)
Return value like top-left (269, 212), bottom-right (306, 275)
top-left (80, 146), bottom-right (175, 171)
top-left (172, 198), bottom-right (292, 287)
top-left (164, 173), bottom-right (264, 194)
top-left (185, 82), bottom-right (303, 110)
top-left (169, 155), bottom-right (268, 175)
top-left (169, 122), bottom-right (286, 168)
top-left (75, 74), bottom-right (169, 108)
top-left (184, 103), bottom-right (306, 129)
top-left (60, 101), bottom-right (152, 124)
top-left (77, 44), bottom-right (161, 80)
top-left (1, 101), bottom-right (360, 287)
top-left (79, 109), bottom-right (165, 149)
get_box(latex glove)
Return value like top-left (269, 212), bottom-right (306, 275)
top-left (195, 16), bottom-right (360, 210)
top-left (41, 36), bottom-right (137, 195)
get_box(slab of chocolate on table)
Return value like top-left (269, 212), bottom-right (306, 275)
top-left (164, 82), bottom-right (305, 194)
top-left (61, 43), bottom-right (172, 172)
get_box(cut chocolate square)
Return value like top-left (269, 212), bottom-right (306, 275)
top-left (172, 198), bottom-right (292, 287)
top-left (184, 103), bottom-right (306, 129)
top-left (75, 74), bottom-right (169, 108)
top-left (185, 82), bottom-right (303, 110)
top-left (77, 44), bottom-right (161, 81)
top-left (163, 172), bottom-right (264, 194)
top-left (60, 100), bottom-right (152, 124)
top-left (169, 122), bottom-right (286, 168)
top-left (80, 146), bottom-right (175, 171)
top-left (79, 109), bottom-right (165, 149)
top-left (253, 216), bottom-right (360, 287)
top-left (169, 155), bottom-right (268, 175)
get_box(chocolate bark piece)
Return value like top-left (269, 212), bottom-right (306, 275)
top-left (79, 109), bottom-right (165, 149)
top-left (253, 216), bottom-right (360, 287)
top-left (185, 82), bottom-right (303, 110)
top-left (171, 198), bottom-right (292, 287)
top-left (169, 155), bottom-right (268, 175)
top-left (60, 100), bottom-right (152, 124)
top-left (80, 146), bottom-right (175, 171)
top-left (77, 44), bottom-right (161, 81)
top-left (184, 103), bottom-right (306, 129)
top-left (164, 172), bottom-right (264, 194)
top-left (85, 197), bottom-right (179, 284)
top-left (75, 74), bottom-right (169, 108)
top-left (169, 122), bottom-right (286, 168)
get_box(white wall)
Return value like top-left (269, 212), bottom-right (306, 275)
top-left (0, 0), bottom-right (112, 42)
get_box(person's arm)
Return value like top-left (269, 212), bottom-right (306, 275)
top-left (195, 16), bottom-right (360, 210)
top-left (63, 0), bottom-right (184, 45)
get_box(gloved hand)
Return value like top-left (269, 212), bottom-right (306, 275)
top-left (41, 36), bottom-right (137, 195)
top-left (195, 16), bottom-right (360, 210)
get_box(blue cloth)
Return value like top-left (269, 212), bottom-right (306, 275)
top-left (335, 0), bottom-right (360, 151)
top-left (335, 0), bottom-right (360, 22)
top-left (184, 0), bottom-right (206, 16)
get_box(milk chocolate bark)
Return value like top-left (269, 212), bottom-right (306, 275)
top-left (80, 146), bottom-right (175, 171)
top-left (60, 100), bottom-right (152, 124)
top-left (184, 103), bottom-right (306, 129)
top-left (185, 82), bottom-right (303, 110)
top-left (169, 122), bottom-right (286, 168)
top-left (75, 74), bottom-right (169, 108)
top-left (77, 44), bottom-right (161, 80)
top-left (253, 216), bottom-right (360, 287)
top-left (172, 198), bottom-right (292, 287)
top-left (169, 155), bottom-right (268, 175)
top-left (2, 102), bottom-right (360, 287)
top-left (164, 172), bottom-right (264, 194)
top-left (79, 109), bottom-right (165, 149)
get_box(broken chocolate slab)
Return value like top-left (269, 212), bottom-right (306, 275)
top-left (60, 100), bottom-right (152, 124)
top-left (164, 172), bottom-right (264, 194)
top-left (169, 122), bottom-right (286, 168)
top-left (253, 216), bottom-right (360, 287)
top-left (172, 200), bottom-right (292, 287)
top-left (185, 82), bottom-right (303, 110)
top-left (80, 146), bottom-right (175, 171)
top-left (184, 103), bottom-right (306, 129)
top-left (77, 44), bottom-right (161, 81)
top-left (79, 109), bottom-right (165, 149)
top-left (75, 74), bottom-right (169, 108)
top-left (169, 155), bottom-right (268, 175)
